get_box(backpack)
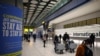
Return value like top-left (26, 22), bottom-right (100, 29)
top-left (84, 46), bottom-right (93, 56)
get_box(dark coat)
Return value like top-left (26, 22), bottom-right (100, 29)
top-left (63, 33), bottom-right (69, 41)
top-left (89, 34), bottom-right (95, 44)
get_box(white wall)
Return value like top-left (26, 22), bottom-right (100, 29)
top-left (55, 24), bottom-right (100, 38)
top-left (55, 11), bottom-right (100, 29)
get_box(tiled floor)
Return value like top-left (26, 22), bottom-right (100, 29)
top-left (22, 37), bottom-right (100, 56)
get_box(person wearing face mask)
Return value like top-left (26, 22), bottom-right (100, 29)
top-left (76, 39), bottom-right (93, 56)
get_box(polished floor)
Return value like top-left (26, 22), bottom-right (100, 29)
top-left (22, 37), bottom-right (100, 56)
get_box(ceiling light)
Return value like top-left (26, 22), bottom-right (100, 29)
top-left (31, 1), bottom-right (38, 4)
top-left (29, 9), bottom-right (34, 11)
top-left (29, 10), bottom-right (34, 11)
top-left (46, 7), bottom-right (51, 8)
top-left (38, 6), bottom-right (44, 8)
top-left (28, 12), bottom-right (33, 13)
top-left (42, 0), bottom-right (49, 2)
top-left (48, 4), bottom-right (53, 6)
top-left (38, 7), bottom-right (43, 9)
top-left (30, 4), bottom-right (36, 7)
top-left (40, 2), bottom-right (46, 5)
top-left (48, 6), bottom-right (52, 7)
top-left (50, 1), bottom-right (56, 4)
top-left (37, 9), bottom-right (42, 10)
top-left (30, 7), bottom-right (35, 9)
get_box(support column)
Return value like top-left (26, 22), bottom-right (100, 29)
top-left (0, 0), bottom-right (23, 56)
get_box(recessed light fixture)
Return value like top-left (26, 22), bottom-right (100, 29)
top-left (42, 0), bottom-right (49, 2)
top-left (30, 7), bottom-right (35, 9)
top-left (30, 4), bottom-right (36, 7)
top-left (50, 1), bottom-right (56, 4)
top-left (31, 0), bottom-right (38, 4)
top-left (38, 6), bottom-right (44, 8)
top-left (40, 2), bottom-right (46, 5)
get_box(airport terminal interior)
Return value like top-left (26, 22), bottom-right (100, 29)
top-left (0, 0), bottom-right (100, 56)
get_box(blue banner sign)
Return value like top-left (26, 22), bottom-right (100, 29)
top-left (0, 3), bottom-right (22, 56)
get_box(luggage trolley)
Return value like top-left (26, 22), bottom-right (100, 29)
top-left (65, 40), bottom-right (77, 53)
top-left (54, 43), bottom-right (65, 54)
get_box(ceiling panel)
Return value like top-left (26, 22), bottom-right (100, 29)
top-left (23, 0), bottom-right (73, 27)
